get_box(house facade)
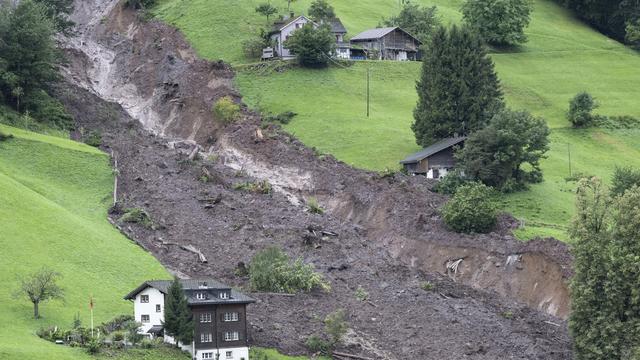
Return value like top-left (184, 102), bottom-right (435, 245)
top-left (268, 15), bottom-right (349, 59)
top-left (125, 279), bottom-right (255, 360)
top-left (350, 27), bottom-right (421, 61)
top-left (400, 137), bottom-right (466, 179)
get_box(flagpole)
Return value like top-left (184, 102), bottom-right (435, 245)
top-left (90, 296), bottom-right (94, 338)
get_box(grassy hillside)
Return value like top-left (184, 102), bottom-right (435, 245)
top-left (154, 0), bottom-right (640, 240)
top-left (0, 123), bottom-right (175, 359)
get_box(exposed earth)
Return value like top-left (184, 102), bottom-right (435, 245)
top-left (56, 0), bottom-right (575, 358)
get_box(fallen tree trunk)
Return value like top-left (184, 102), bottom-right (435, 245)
top-left (332, 352), bottom-right (373, 360)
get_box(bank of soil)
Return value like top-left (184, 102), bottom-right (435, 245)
top-left (58, 0), bottom-right (575, 358)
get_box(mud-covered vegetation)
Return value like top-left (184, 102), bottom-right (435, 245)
top-left (442, 183), bottom-right (498, 234)
top-left (249, 247), bottom-right (330, 293)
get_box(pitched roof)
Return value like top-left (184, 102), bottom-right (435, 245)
top-left (124, 278), bottom-right (255, 304)
top-left (328, 18), bottom-right (347, 34)
top-left (400, 137), bottom-right (466, 164)
top-left (350, 27), bottom-right (397, 41)
top-left (270, 15), bottom-right (314, 34)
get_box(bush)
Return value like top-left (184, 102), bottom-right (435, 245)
top-left (264, 111), bottom-right (297, 124)
top-left (0, 130), bottom-right (14, 141)
top-left (233, 180), bottom-right (272, 194)
top-left (442, 183), bottom-right (498, 233)
top-left (249, 247), bottom-right (330, 293)
top-left (84, 131), bottom-right (102, 147)
top-left (111, 331), bottom-right (124, 342)
top-left (24, 91), bottom-right (75, 130)
top-left (307, 197), bottom-right (324, 214)
top-left (461, 0), bottom-right (532, 46)
top-left (567, 92), bottom-right (598, 127)
top-left (432, 169), bottom-right (470, 195)
top-left (611, 166), bottom-right (640, 196)
top-left (420, 281), bottom-right (435, 291)
top-left (596, 114), bottom-right (640, 129)
top-left (305, 334), bottom-right (331, 354)
top-left (86, 339), bottom-right (102, 354)
top-left (283, 24), bottom-right (335, 67)
top-left (242, 37), bottom-right (267, 60)
top-left (118, 208), bottom-right (153, 228)
top-left (124, 0), bottom-right (156, 9)
top-left (212, 96), bottom-right (241, 124)
top-left (324, 309), bottom-right (348, 347)
top-left (354, 286), bottom-right (368, 301)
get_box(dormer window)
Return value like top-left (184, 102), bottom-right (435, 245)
top-left (219, 292), bottom-right (229, 299)
top-left (196, 292), bottom-right (207, 300)
top-left (198, 281), bottom-right (208, 289)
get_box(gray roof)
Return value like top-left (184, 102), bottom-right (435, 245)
top-left (124, 278), bottom-right (255, 305)
top-left (400, 137), bottom-right (466, 164)
top-left (350, 27), bottom-right (397, 41)
top-left (270, 15), bottom-right (314, 34)
top-left (329, 18), bottom-right (347, 34)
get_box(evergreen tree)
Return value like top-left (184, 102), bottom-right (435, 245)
top-left (412, 25), bottom-right (502, 147)
top-left (569, 178), bottom-right (640, 359)
top-left (163, 277), bottom-right (193, 346)
top-left (33, 0), bottom-right (74, 35)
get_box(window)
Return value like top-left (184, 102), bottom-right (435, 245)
top-left (295, 23), bottom-right (302, 29)
top-left (224, 331), bottom-right (239, 341)
top-left (223, 312), bottom-right (239, 322)
top-left (226, 351), bottom-right (233, 359)
top-left (200, 333), bottom-right (213, 343)
top-left (196, 292), bottom-right (207, 300)
top-left (200, 313), bottom-right (212, 323)
top-left (155, 304), bottom-right (161, 312)
top-left (202, 352), bottom-right (214, 359)
top-left (219, 292), bottom-right (229, 299)
top-left (140, 295), bottom-right (149, 303)
top-left (141, 315), bottom-right (150, 323)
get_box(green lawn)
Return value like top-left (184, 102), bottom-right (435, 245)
top-left (156, 0), bottom-right (640, 241)
top-left (0, 123), bottom-right (174, 359)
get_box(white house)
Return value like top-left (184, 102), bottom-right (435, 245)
top-left (268, 15), bottom-right (350, 59)
top-left (125, 279), bottom-right (255, 360)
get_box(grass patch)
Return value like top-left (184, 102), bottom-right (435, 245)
top-left (154, 0), bottom-right (640, 241)
top-left (251, 347), bottom-right (330, 359)
top-left (0, 127), bottom-right (170, 359)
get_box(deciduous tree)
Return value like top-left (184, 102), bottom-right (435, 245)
top-left (255, 3), bottom-right (278, 23)
top-left (308, 0), bottom-right (335, 22)
top-left (457, 109), bottom-right (549, 191)
top-left (382, 2), bottom-right (440, 44)
top-left (283, 23), bottom-right (335, 67)
top-left (14, 267), bottom-right (64, 319)
top-left (412, 25), bottom-right (503, 147)
top-left (461, 0), bottom-right (532, 46)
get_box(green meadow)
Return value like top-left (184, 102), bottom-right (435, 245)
top-left (0, 123), bottom-right (175, 359)
top-left (154, 0), bottom-right (640, 241)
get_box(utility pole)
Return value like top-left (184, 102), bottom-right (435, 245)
top-left (366, 67), bottom-right (370, 118)
top-left (568, 143), bottom-right (572, 178)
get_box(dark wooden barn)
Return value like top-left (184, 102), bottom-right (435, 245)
top-left (349, 27), bottom-right (421, 61)
top-left (400, 137), bottom-right (466, 179)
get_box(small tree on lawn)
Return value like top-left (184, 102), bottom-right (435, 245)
top-left (164, 277), bottom-right (193, 346)
top-left (283, 23), bottom-right (335, 67)
top-left (255, 3), bottom-right (278, 23)
top-left (412, 25), bottom-right (503, 147)
top-left (457, 109), bottom-right (550, 191)
top-left (14, 267), bottom-right (64, 319)
top-left (461, 0), bottom-right (532, 46)
top-left (567, 91), bottom-right (598, 128)
top-left (382, 2), bottom-right (441, 44)
top-left (442, 183), bottom-right (498, 234)
top-left (308, 0), bottom-right (335, 22)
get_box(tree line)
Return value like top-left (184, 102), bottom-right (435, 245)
top-left (0, 0), bottom-right (74, 129)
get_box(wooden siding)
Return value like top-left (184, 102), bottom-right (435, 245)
top-left (192, 304), bottom-right (248, 350)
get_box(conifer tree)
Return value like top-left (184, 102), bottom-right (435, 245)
top-left (163, 277), bottom-right (193, 346)
top-left (412, 25), bottom-right (503, 147)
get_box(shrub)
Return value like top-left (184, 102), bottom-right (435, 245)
top-left (461, 0), bottom-right (532, 46)
top-left (118, 208), bottom-right (153, 228)
top-left (354, 286), bottom-right (368, 301)
top-left (432, 169), bottom-right (470, 195)
top-left (0, 131), bottom-right (14, 141)
top-left (420, 281), bottom-right (434, 291)
top-left (212, 96), bottom-right (241, 124)
top-left (264, 111), bottom-right (297, 124)
top-left (442, 183), bottom-right (498, 234)
top-left (233, 180), bottom-right (272, 194)
top-left (567, 92), bottom-right (598, 127)
top-left (324, 309), bottom-right (348, 347)
top-left (611, 166), bottom-right (640, 197)
top-left (283, 24), bottom-right (335, 67)
top-left (307, 197), bottom-right (324, 214)
top-left (249, 247), bottom-right (330, 293)
top-left (305, 334), bottom-right (331, 354)
top-left (24, 91), bottom-right (75, 130)
top-left (124, 0), bottom-right (156, 9)
top-left (111, 331), bottom-right (124, 342)
top-left (84, 131), bottom-right (102, 147)
top-left (242, 37), bottom-right (268, 60)
top-left (86, 339), bottom-right (102, 354)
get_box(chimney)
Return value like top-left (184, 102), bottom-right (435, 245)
top-left (290, 12), bottom-right (295, 19)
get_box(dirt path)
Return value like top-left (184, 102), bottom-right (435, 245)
top-left (58, 1), bottom-right (574, 358)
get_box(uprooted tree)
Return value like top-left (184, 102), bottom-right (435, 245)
top-left (14, 267), bottom-right (64, 319)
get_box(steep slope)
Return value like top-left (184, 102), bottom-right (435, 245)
top-left (155, 0), bottom-right (640, 240)
top-left (0, 123), bottom-right (171, 360)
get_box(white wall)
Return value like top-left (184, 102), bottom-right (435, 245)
top-left (195, 347), bottom-right (250, 360)
top-left (274, 16), bottom-right (312, 58)
top-left (134, 287), bottom-right (164, 334)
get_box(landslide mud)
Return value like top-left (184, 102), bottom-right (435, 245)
top-left (59, 0), bottom-right (575, 358)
